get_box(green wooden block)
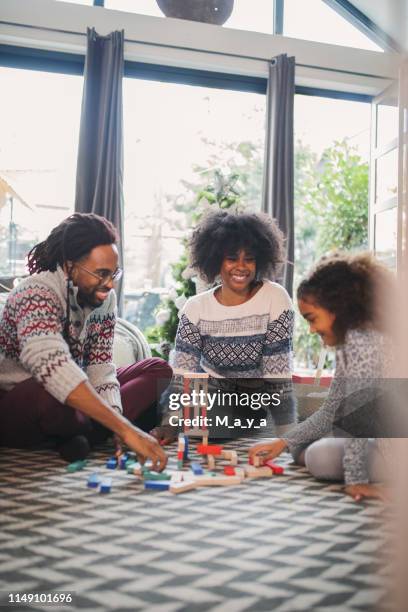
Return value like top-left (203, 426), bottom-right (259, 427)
top-left (66, 460), bottom-right (88, 473)
top-left (142, 471), bottom-right (171, 481)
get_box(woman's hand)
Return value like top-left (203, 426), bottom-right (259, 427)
top-left (344, 483), bottom-right (390, 503)
top-left (121, 427), bottom-right (168, 472)
top-left (248, 438), bottom-right (287, 464)
top-left (150, 424), bottom-right (178, 446)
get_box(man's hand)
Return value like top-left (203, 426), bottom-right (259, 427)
top-left (121, 427), bottom-right (168, 472)
top-left (248, 438), bottom-right (287, 464)
top-left (344, 483), bottom-right (390, 503)
top-left (150, 424), bottom-right (178, 446)
top-left (66, 381), bottom-right (168, 470)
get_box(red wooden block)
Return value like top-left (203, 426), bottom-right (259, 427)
top-left (177, 451), bottom-right (184, 460)
top-left (223, 466), bottom-right (236, 476)
top-left (197, 444), bottom-right (223, 456)
top-left (265, 460), bottom-right (284, 475)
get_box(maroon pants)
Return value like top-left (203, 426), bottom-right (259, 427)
top-left (0, 358), bottom-right (172, 448)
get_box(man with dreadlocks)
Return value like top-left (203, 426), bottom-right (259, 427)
top-left (0, 213), bottom-right (171, 470)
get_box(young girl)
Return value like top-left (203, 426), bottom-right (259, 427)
top-left (152, 210), bottom-right (297, 443)
top-left (249, 252), bottom-right (392, 502)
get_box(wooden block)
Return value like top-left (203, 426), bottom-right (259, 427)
top-left (66, 460), bottom-right (87, 473)
top-left (144, 480), bottom-right (170, 491)
top-left (249, 455), bottom-right (263, 467)
top-left (191, 462), bottom-right (204, 475)
top-left (87, 473), bottom-right (101, 488)
top-left (193, 474), bottom-right (242, 487)
top-left (100, 477), bottom-right (112, 494)
top-left (178, 434), bottom-right (185, 454)
top-left (207, 455), bottom-right (216, 470)
top-left (106, 457), bottom-right (117, 470)
top-left (181, 371), bottom-right (210, 380)
top-left (130, 463), bottom-right (143, 476)
top-left (197, 444), bottom-right (223, 455)
top-left (169, 471), bottom-right (184, 483)
top-left (170, 481), bottom-right (198, 494)
top-left (142, 471), bottom-right (171, 481)
top-left (221, 450), bottom-right (238, 465)
top-left (224, 466), bottom-right (236, 476)
top-left (264, 460), bottom-right (285, 475)
top-left (183, 435), bottom-right (189, 460)
top-left (234, 467), bottom-right (246, 481)
top-left (243, 465), bottom-right (274, 479)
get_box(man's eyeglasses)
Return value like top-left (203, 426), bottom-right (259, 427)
top-left (75, 264), bottom-right (123, 284)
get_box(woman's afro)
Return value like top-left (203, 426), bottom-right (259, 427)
top-left (189, 210), bottom-right (285, 283)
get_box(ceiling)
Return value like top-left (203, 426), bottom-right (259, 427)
top-left (348, 0), bottom-right (408, 51)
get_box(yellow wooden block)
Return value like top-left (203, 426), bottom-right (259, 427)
top-left (243, 465), bottom-right (273, 479)
top-left (193, 474), bottom-right (242, 487)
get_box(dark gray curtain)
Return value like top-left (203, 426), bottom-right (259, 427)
top-left (262, 54), bottom-right (295, 296)
top-left (75, 28), bottom-right (125, 311)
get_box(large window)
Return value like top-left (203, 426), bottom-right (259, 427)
top-left (284, 0), bottom-right (383, 51)
top-left (0, 67), bottom-right (82, 278)
top-left (294, 94), bottom-right (371, 367)
top-left (58, 0), bottom-right (384, 49)
top-left (122, 78), bottom-right (265, 328)
top-left (105, 0), bottom-right (275, 34)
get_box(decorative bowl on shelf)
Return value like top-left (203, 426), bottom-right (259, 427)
top-left (156, 0), bottom-right (234, 25)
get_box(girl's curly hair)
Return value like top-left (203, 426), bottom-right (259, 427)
top-left (189, 210), bottom-right (285, 283)
top-left (297, 252), bottom-right (394, 343)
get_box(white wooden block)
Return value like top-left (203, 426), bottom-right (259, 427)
top-left (170, 480), bottom-right (198, 494)
top-left (169, 471), bottom-right (184, 483)
top-left (132, 464), bottom-right (143, 476)
top-left (178, 433), bottom-right (185, 454)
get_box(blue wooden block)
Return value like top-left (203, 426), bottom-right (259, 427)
top-left (144, 480), bottom-right (170, 491)
top-left (87, 473), bottom-right (101, 488)
top-left (119, 454), bottom-right (129, 470)
top-left (183, 435), bottom-right (189, 460)
top-left (100, 477), bottom-right (112, 494)
top-left (191, 462), bottom-right (204, 475)
top-left (106, 457), bottom-right (117, 469)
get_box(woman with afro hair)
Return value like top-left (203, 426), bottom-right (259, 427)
top-left (152, 210), bottom-right (297, 443)
top-left (249, 252), bottom-right (393, 502)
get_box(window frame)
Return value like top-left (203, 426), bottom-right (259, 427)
top-left (0, 44), bottom-right (373, 103)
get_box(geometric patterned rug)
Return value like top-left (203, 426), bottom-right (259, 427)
top-left (0, 437), bottom-right (392, 612)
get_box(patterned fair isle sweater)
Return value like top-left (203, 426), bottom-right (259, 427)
top-left (284, 328), bottom-right (391, 485)
top-left (0, 266), bottom-right (122, 413)
top-left (174, 280), bottom-right (294, 378)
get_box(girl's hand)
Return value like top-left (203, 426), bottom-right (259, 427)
top-left (248, 438), bottom-right (287, 464)
top-left (344, 483), bottom-right (390, 503)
